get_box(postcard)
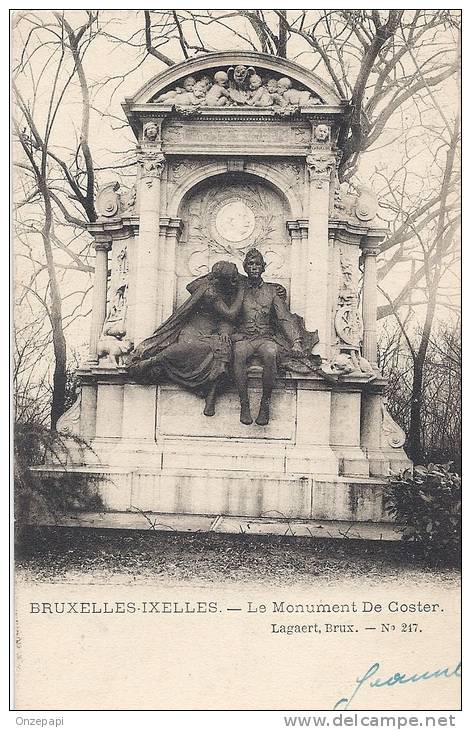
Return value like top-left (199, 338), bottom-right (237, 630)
top-left (12, 8), bottom-right (461, 722)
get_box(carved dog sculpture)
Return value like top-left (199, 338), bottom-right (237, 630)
top-left (97, 337), bottom-right (133, 366)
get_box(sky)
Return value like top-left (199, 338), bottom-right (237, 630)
top-left (12, 10), bottom-right (460, 367)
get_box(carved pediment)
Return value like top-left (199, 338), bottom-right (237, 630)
top-left (150, 64), bottom-right (324, 110)
top-left (125, 51), bottom-right (343, 110)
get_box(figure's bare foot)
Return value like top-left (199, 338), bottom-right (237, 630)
top-left (256, 398), bottom-right (270, 426)
top-left (240, 400), bottom-right (253, 425)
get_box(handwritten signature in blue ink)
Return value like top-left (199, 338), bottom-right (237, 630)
top-left (333, 661), bottom-right (461, 710)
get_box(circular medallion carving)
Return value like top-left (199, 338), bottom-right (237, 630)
top-left (215, 199), bottom-right (256, 243)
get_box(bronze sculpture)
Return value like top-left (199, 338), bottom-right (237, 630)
top-left (232, 249), bottom-right (319, 425)
top-left (128, 252), bottom-right (321, 424)
top-left (128, 261), bottom-right (244, 416)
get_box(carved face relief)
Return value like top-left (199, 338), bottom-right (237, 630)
top-left (183, 76), bottom-right (196, 91)
top-left (215, 200), bottom-right (256, 243)
top-left (249, 74), bottom-right (262, 90)
top-left (143, 122), bottom-right (159, 142)
top-left (233, 65), bottom-right (249, 84)
top-left (214, 70), bottom-right (228, 87)
top-left (314, 124), bottom-right (330, 142)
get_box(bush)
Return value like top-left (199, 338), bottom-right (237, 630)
top-left (385, 463), bottom-right (461, 563)
top-left (14, 421), bottom-right (104, 550)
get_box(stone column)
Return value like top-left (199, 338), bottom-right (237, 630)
top-left (287, 220), bottom-right (308, 318)
top-left (159, 218), bottom-right (183, 324)
top-left (305, 153), bottom-right (336, 357)
top-left (134, 150), bottom-right (166, 344)
top-left (361, 245), bottom-right (380, 365)
top-left (89, 236), bottom-right (111, 363)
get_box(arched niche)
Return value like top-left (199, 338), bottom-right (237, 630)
top-left (174, 171), bottom-right (293, 308)
top-left (166, 159), bottom-right (304, 219)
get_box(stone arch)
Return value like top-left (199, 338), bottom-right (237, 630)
top-left (172, 168), bottom-right (295, 308)
top-left (127, 51), bottom-right (343, 106)
top-left (168, 161), bottom-right (302, 219)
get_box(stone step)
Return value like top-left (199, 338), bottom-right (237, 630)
top-left (32, 510), bottom-right (403, 541)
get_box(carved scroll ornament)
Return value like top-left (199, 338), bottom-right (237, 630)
top-left (332, 182), bottom-right (379, 223)
top-left (381, 402), bottom-right (407, 448)
top-left (95, 182), bottom-right (137, 219)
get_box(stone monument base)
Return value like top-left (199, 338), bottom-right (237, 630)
top-left (34, 367), bottom-right (411, 540)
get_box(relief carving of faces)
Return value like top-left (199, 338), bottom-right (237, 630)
top-left (183, 76), bottom-right (196, 91)
top-left (233, 65), bottom-right (248, 83)
top-left (214, 70), bottom-right (228, 87)
top-left (314, 124), bottom-right (330, 142)
top-left (143, 122), bottom-right (159, 142)
top-left (249, 74), bottom-right (263, 90)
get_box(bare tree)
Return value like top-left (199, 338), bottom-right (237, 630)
top-left (380, 319), bottom-right (461, 466)
top-left (12, 10), bottom-right (460, 452)
top-left (14, 11), bottom-right (110, 426)
top-left (141, 10), bottom-right (459, 177)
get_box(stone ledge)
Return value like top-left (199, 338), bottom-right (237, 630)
top-left (75, 366), bottom-right (388, 390)
top-left (31, 466), bottom-right (392, 523)
top-left (30, 510), bottom-right (402, 542)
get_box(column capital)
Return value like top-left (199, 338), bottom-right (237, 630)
top-left (138, 150), bottom-right (166, 180)
top-left (361, 245), bottom-right (381, 258)
top-left (306, 153), bottom-right (336, 188)
top-left (94, 236), bottom-right (112, 252)
top-left (159, 217), bottom-right (184, 238)
top-left (287, 219), bottom-right (309, 240)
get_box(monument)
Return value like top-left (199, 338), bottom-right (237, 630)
top-left (42, 51), bottom-right (411, 537)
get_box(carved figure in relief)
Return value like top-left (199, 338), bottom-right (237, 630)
top-left (143, 122), bottom-right (159, 142)
top-left (117, 247), bottom-right (129, 277)
top-left (174, 83), bottom-right (206, 108)
top-left (128, 261), bottom-right (245, 417)
top-left (155, 75), bottom-right (197, 103)
top-left (266, 77), bottom-right (281, 101)
top-left (153, 67), bottom-right (325, 109)
top-left (314, 124), bottom-right (330, 142)
top-left (198, 76), bottom-right (212, 93)
top-left (227, 64), bottom-right (255, 105)
top-left (97, 337), bottom-right (133, 367)
top-left (231, 249), bottom-right (320, 426)
top-left (204, 71), bottom-right (231, 106)
top-left (101, 284), bottom-right (128, 341)
top-left (247, 74), bottom-right (273, 107)
top-left (335, 253), bottom-right (363, 349)
top-left (276, 77), bottom-right (322, 107)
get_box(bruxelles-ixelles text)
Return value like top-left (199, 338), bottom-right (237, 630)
top-left (28, 599), bottom-right (443, 615)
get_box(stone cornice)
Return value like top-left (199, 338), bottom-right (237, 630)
top-left (77, 366), bottom-right (387, 391)
top-left (123, 104), bottom-right (347, 139)
top-left (87, 218), bottom-right (139, 237)
top-left (329, 220), bottom-right (388, 242)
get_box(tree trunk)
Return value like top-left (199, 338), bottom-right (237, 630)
top-left (40, 182), bottom-right (67, 429)
top-left (408, 357), bottom-right (425, 463)
top-left (50, 307), bottom-right (67, 430)
top-left (278, 11), bottom-right (287, 57)
top-left (407, 290), bottom-right (436, 464)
